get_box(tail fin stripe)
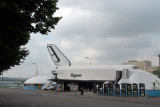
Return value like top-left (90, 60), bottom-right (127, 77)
top-left (47, 44), bottom-right (71, 66)
top-left (47, 46), bottom-right (60, 63)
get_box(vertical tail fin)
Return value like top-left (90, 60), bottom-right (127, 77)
top-left (47, 44), bottom-right (71, 66)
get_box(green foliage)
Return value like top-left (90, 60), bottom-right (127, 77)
top-left (152, 70), bottom-right (160, 78)
top-left (0, 0), bottom-right (61, 73)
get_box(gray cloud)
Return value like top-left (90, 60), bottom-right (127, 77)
top-left (4, 0), bottom-right (160, 77)
top-left (52, 0), bottom-right (160, 66)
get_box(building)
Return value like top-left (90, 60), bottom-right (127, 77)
top-left (23, 76), bottom-right (52, 90)
top-left (122, 60), bottom-right (159, 73)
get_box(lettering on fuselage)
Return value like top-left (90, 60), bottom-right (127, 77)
top-left (71, 73), bottom-right (82, 78)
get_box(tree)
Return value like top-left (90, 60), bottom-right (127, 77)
top-left (152, 70), bottom-right (160, 78)
top-left (0, 0), bottom-right (61, 73)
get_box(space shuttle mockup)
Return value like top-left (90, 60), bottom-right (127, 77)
top-left (47, 44), bottom-right (139, 91)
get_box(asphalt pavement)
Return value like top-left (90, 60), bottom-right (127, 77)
top-left (0, 88), bottom-right (160, 107)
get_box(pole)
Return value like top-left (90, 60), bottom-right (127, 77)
top-left (33, 63), bottom-right (38, 76)
top-left (85, 57), bottom-right (91, 66)
top-left (89, 59), bottom-right (91, 66)
top-left (1, 72), bottom-right (3, 87)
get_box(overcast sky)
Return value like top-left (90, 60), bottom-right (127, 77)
top-left (3, 0), bottom-right (160, 78)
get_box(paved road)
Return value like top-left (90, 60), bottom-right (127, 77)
top-left (0, 88), bottom-right (160, 107)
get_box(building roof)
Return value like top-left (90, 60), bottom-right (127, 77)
top-left (24, 76), bottom-right (51, 84)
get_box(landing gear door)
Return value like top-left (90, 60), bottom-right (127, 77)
top-left (104, 84), bottom-right (109, 95)
top-left (109, 83), bottom-right (114, 95)
top-left (132, 83), bottom-right (138, 96)
top-left (93, 85), bottom-right (97, 93)
top-left (127, 84), bottom-right (132, 96)
top-left (139, 83), bottom-right (145, 96)
top-left (115, 84), bottom-right (120, 96)
top-left (121, 83), bottom-right (126, 96)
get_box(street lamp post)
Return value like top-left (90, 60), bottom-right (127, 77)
top-left (33, 63), bottom-right (38, 76)
top-left (85, 57), bottom-right (91, 66)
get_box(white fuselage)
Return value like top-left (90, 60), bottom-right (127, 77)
top-left (52, 65), bottom-right (134, 81)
